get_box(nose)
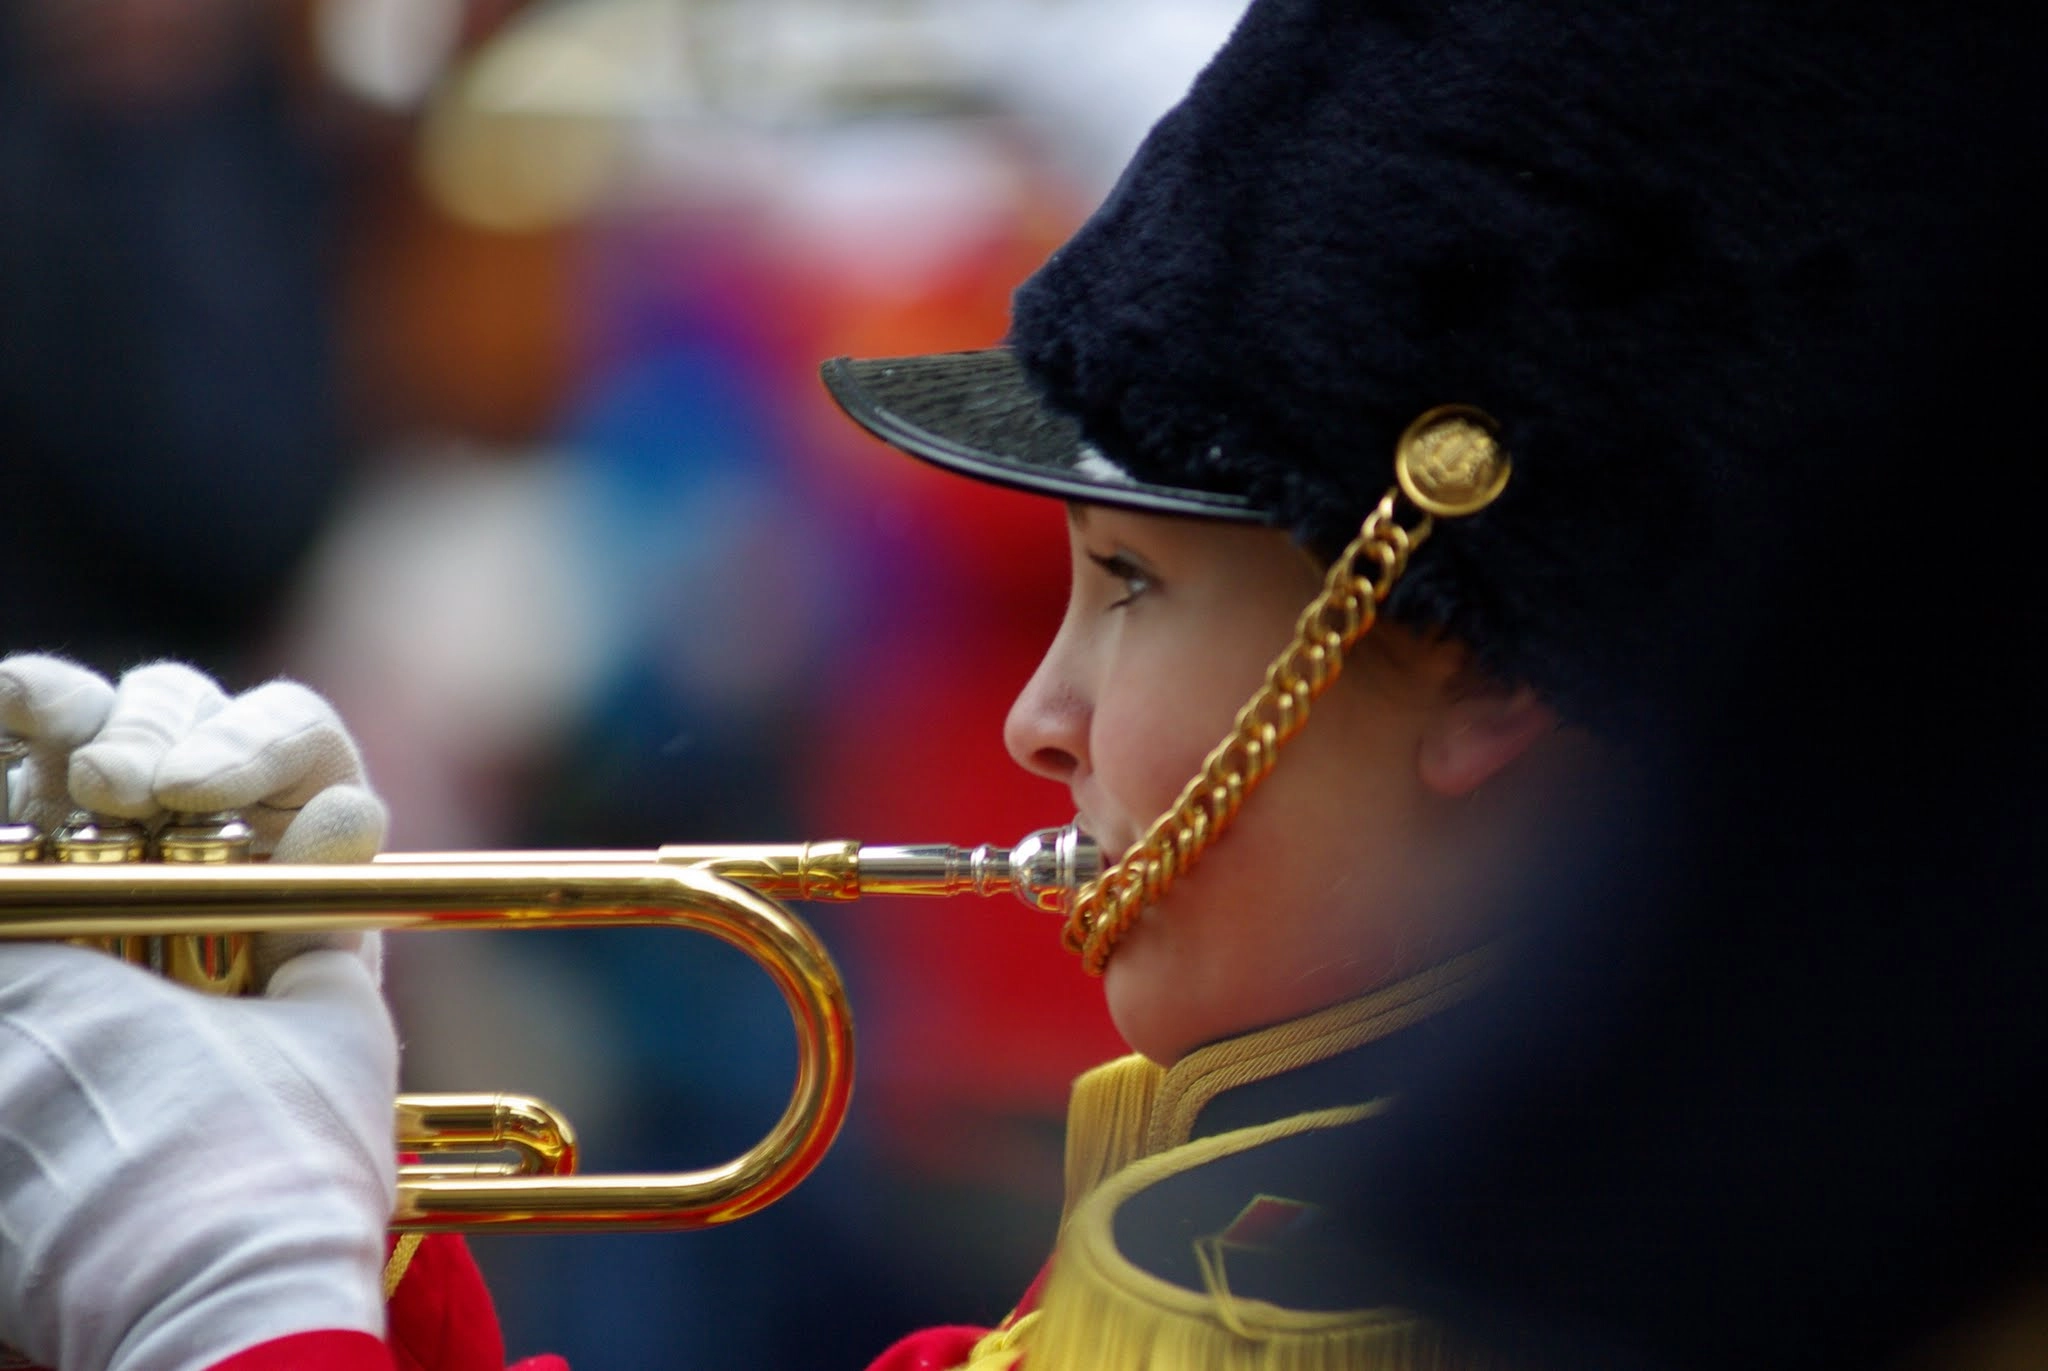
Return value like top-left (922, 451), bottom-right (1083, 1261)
top-left (1004, 633), bottom-right (1089, 785)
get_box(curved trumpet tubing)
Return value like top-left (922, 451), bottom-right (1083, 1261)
top-left (0, 860), bottom-right (852, 1233)
top-left (375, 824), bottom-right (1098, 913)
top-left (0, 827), bottom-right (1097, 1233)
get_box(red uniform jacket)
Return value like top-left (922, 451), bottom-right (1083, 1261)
top-left (191, 1235), bottom-right (1037, 1371)
top-left (115, 1234), bottom-right (570, 1371)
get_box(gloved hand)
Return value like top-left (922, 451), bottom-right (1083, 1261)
top-left (0, 654), bottom-right (390, 981)
top-left (0, 941), bottom-right (398, 1371)
top-left (1, 654), bottom-right (388, 861)
top-left (1, 654), bottom-right (400, 1369)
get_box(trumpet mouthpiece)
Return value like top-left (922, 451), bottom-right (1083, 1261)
top-left (1005, 826), bottom-right (1101, 913)
top-left (851, 825), bottom-right (1101, 912)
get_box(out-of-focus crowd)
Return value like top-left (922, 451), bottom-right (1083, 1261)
top-left (0, 0), bottom-right (1242, 1364)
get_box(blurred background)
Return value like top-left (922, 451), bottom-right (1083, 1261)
top-left (0, 0), bottom-right (1244, 1363)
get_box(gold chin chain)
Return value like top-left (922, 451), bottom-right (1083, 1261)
top-left (1062, 405), bottom-right (1513, 975)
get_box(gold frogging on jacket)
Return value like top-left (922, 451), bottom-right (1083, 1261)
top-left (957, 951), bottom-right (1499, 1371)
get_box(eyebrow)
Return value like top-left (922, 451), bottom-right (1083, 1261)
top-left (1066, 503), bottom-right (1091, 528)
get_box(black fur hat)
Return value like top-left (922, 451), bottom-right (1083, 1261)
top-left (824, 0), bottom-right (2018, 729)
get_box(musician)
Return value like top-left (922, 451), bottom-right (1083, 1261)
top-left (4, 0), bottom-right (2042, 1368)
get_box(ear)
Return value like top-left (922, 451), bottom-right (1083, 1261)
top-left (1416, 685), bottom-right (1557, 798)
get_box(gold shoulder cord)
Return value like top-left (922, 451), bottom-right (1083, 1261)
top-left (1063, 405), bottom-right (1513, 975)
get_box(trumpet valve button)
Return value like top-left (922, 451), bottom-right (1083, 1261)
top-left (157, 812), bottom-right (257, 864)
top-left (50, 813), bottom-right (148, 864)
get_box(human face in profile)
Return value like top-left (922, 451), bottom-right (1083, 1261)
top-left (1004, 505), bottom-right (1558, 1065)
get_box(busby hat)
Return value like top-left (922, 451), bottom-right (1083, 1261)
top-left (824, 0), bottom-right (2019, 728)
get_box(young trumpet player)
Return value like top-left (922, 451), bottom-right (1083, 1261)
top-left (3, 0), bottom-right (2043, 1368)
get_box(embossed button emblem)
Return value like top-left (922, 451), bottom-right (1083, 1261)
top-left (1395, 405), bottom-right (1511, 518)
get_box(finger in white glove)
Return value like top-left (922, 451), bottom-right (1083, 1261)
top-left (152, 680), bottom-right (387, 860)
top-left (166, 679), bottom-right (391, 986)
top-left (0, 655), bottom-right (116, 833)
top-left (7, 656), bottom-right (388, 988)
top-left (66, 662), bottom-right (230, 821)
top-left (251, 928), bottom-right (386, 995)
top-left (150, 679), bottom-right (391, 986)
top-left (244, 778), bottom-right (393, 986)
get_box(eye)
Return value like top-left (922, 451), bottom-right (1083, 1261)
top-left (1087, 550), bottom-right (1155, 608)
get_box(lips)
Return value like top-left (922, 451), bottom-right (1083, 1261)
top-left (1071, 815), bottom-right (1134, 866)
top-left (1070, 784), bottom-right (1137, 860)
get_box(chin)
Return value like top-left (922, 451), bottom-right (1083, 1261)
top-left (1099, 940), bottom-right (1162, 1064)
top-left (1099, 926), bottom-right (1205, 1068)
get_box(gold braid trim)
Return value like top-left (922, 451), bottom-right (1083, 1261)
top-left (1028, 1102), bottom-right (1489, 1371)
top-left (998, 955), bottom-right (1502, 1371)
top-left (1060, 949), bottom-right (1495, 1218)
top-left (1063, 405), bottom-right (1510, 976)
top-left (1143, 947), bottom-right (1495, 1155)
top-left (958, 1311), bottom-right (1045, 1370)
top-left (1062, 1052), bottom-right (1169, 1219)
top-left (382, 1231), bottom-right (426, 1301)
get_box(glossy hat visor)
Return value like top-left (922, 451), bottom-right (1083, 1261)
top-left (820, 348), bottom-right (1267, 522)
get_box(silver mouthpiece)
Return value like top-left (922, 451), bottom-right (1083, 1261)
top-left (851, 825), bottom-right (1101, 913)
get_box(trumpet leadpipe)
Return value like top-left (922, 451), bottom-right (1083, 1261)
top-left (373, 824), bottom-right (1100, 913)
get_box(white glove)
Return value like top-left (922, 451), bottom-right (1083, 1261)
top-left (0, 655), bottom-right (388, 863)
top-left (0, 654), bottom-right (114, 838)
top-left (1, 655), bottom-right (400, 1367)
top-left (0, 655), bottom-right (390, 982)
top-left (0, 941), bottom-right (397, 1371)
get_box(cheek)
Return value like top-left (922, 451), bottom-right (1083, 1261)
top-left (1092, 694), bottom-right (1207, 820)
top-left (1088, 638), bottom-right (1261, 833)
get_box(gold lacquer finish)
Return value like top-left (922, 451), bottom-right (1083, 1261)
top-left (395, 1092), bottom-right (579, 1179)
top-left (0, 827), bottom-right (1096, 1232)
top-left (151, 812), bottom-right (256, 996)
top-left (0, 859), bottom-right (851, 1232)
top-left (41, 811), bottom-right (257, 995)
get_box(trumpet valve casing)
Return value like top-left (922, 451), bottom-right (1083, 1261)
top-left (49, 810), bottom-right (255, 995)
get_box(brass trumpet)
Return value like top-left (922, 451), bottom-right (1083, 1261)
top-left (0, 801), bottom-right (1098, 1234)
